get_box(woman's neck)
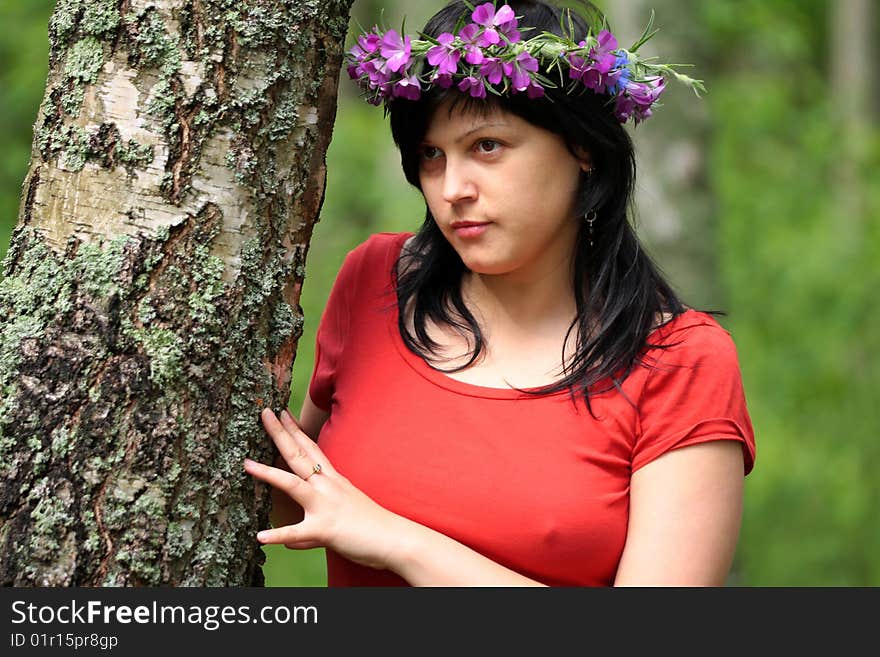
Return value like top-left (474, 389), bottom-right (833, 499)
top-left (462, 253), bottom-right (578, 339)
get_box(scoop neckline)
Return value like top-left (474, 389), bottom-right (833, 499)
top-left (382, 231), bottom-right (699, 400)
top-left (383, 232), bottom-right (566, 399)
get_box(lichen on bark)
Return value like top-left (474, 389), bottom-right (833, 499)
top-left (1, 0), bottom-right (354, 586)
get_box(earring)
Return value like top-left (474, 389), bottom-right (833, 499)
top-left (585, 209), bottom-right (597, 247)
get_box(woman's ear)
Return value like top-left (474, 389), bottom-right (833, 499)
top-left (573, 145), bottom-right (592, 173)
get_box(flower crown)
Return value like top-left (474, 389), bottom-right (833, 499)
top-left (345, 2), bottom-right (705, 125)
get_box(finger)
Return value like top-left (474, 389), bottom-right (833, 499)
top-left (244, 458), bottom-right (313, 504)
top-left (257, 526), bottom-right (305, 546)
top-left (285, 541), bottom-right (323, 551)
top-left (261, 408), bottom-right (317, 480)
top-left (279, 409), bottom-right (338, 476)
top-left (257, 521), bottom-right (321, 547)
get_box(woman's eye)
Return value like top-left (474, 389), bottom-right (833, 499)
top-left (476, 139), bottom-right (500, 154)
top-left (420, 146), bottom-right (442, 161)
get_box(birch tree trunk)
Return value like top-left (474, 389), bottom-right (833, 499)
top-left (0, 0), bottom-right (353, 586)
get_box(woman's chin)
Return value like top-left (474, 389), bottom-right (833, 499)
top-left (448, 239), bottom-right (515, 276)
top-left (460, 258), bottom-right (510, 276)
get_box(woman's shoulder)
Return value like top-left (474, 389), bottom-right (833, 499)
top-left (647, 309), bottom-right (742, 365)
top-left (337, 231), bottom-right (415, 277)
top-left (349, 231), bottom-right (414, 259)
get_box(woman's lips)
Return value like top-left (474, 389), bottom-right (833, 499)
top-left (452, 223), bottom-right (490, 238)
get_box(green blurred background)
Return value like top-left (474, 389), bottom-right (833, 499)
top-left (1, 1), bottom-right (877, 586)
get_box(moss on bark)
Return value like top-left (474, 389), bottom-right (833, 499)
top-left (1, 0), bottom-right (354, 586)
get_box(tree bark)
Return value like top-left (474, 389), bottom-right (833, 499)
top-left (0, 0), bottom-right (353, 586)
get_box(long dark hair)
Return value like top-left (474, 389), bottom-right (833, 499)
top-left (388, 0), bottom-right (701, 410)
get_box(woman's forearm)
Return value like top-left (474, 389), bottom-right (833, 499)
top-left (254, 408), bottom-right (545, 585)
top-left (386, 515), bottom-right (546, 587)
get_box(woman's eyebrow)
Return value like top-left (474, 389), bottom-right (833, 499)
top-left (454, 123), bottom-right (508, 143)
top-left (421, 122), bottom-right (509, 146)
top-left (455, 122), bottom-right (507, 144)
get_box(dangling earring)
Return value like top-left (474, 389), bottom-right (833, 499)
top-left (582, 165), bottom-right (596, 247)
top-left (585, 209), bottom-right (597, 247)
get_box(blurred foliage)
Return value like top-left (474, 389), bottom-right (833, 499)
top-left (698, 0), bottom-right (880, 585)
top-left (0, 0), bottom-right (55, 265)
top-left (1, 0), bottom-right (877, 587)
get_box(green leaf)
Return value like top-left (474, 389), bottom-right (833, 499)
top-left (629, 10), bottom-right (658, 52)
top-left (352, 16), bottom-right (368, 40)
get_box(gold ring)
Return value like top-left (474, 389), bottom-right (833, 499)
top-left (309, 463), bottom-right (322, 478)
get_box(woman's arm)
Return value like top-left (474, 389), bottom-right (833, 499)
top-left (250, 408), bottom-right (546, 586)
top-left (387, 518), bottom-right (546, 586)
top-left (613, 440), bottom-right (746, 586)
top-left (298, 392), bottom-right (330, 442)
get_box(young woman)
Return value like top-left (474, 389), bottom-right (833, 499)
top-left (245, 0), bottom-right (755, 586)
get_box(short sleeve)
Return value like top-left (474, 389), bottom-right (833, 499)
top-left (633, 321), bottom-right (756, 475)
top-left (307, 246), bottom-right (363, 412)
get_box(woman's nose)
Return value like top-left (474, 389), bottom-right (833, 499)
top-left (441, 158), bottom-right (478, 204)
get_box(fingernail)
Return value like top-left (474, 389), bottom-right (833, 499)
top-left (256, 531), bottom-right (269, 543)
top-left (281, 409), bottom-right (291, 420)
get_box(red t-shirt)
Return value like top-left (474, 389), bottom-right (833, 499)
top-left (309, 231), bottom-right (756, 586)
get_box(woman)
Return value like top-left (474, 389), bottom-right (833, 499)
top-left (245, 0), bottom-right (755, 586)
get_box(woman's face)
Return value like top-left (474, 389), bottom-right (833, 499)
top-left (418, 99), bottom-right (590, 280)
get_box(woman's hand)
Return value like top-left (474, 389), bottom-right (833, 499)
top-left (245, 408), bottom-right (410, 571)
top-left (267, 454), bottom-right (304, 529)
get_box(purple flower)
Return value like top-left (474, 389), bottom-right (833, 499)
top-left (427, 32), bottom-right (461, 75)
top-left (629, 76), bottom-right (665, 105)
top-left (615, 77), bottom-right (665, 124)
top-left (479, 57), bottom-right (505, 85)
top-left (503, 51), bottom-right (539, 92)
top-left (631, 76), bottom-right (665, 122)
top-left (526, 81), bottom-right (545, 98)
top-left (347, 30), bottom-right (384, 81)
top-left (592, 31), bottom-right (619, 67)
top-left (568, 31), bottom-right (625, 94)
top-left (431, 71), bottom-right (455, 89)
top-left (380, 30), bottom-right (412, 73)
top-left (392, 74), bottom-right (422, 100)
top-left (579, 67), bottom-right (608, 93)
top-left (360, 59), bottom-right (390, 89)
top-left (347, 46), bottom-right (367, 79)
top-left (458, 75), bottom-right (487, 99)
top-left (588, 31), bottom-right (620, 88)
top-left (348, 43), bottom-right (366, 63)
top-left (472, 3), bottom-right (521, 47)
top-left (567, 50), bottom-right (590, 84)
top-left (346, 60), bottom-right (362, 81)
top-left (458, 24), bottom-right (485, 65)
top-left (358, 32), bottom-right (382, 54)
